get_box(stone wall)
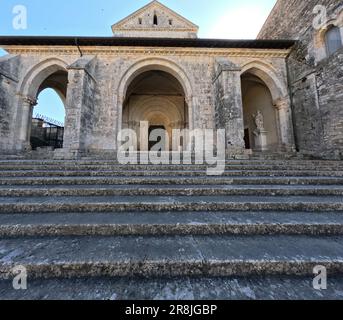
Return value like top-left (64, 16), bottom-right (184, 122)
top-left (0, 55), bottom-right (20, 152)
top-left (259, 0), bottom-right (343, 158)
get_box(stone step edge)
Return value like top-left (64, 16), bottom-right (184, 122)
top-left (1, 188), bottom-right (343, 197)
top-left (1, 223), bottom-right (343, 237)
top-left (1, 260), bottom-right (343, 279)
top-left (1, 178), bottom-right (343, 186)
top-left (1, 171), bottom-right (343, 177)
top-left (1, 202), bottom-right (343, 213)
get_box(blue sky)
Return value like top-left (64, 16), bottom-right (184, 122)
top-left (0, 0), bottom-right (277, 123)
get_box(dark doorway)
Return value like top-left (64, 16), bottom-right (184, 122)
top-left (149, 125), bottom-right (166, 151)
top-left (244, 128), bottom-right (251, 149)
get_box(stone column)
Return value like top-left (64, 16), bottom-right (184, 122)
top-left (213, 59), bottom-right (245, 157)
top-left (274, 98), bottom-right (295, 151)
top-left (19, 96), bottom-right (37, 151)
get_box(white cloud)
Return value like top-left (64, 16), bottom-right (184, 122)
top-left (203, 5), bottom-right (272, 39)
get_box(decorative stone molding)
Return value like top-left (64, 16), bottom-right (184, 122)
top-left (2, 46), bottom-right (292, 59)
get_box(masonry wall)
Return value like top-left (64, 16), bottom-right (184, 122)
top-left (0, 55), bottom-right (20, 152)
top-left (259, 0), bottom-right (343, 158)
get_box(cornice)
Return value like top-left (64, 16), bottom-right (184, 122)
top-left (3, 46), bottom-right (291, 58)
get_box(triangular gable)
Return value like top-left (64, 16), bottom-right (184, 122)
top-left (111, 1), bottom-right (199, 38)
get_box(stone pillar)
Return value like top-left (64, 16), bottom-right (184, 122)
top-left (274, 98), bottom-right (295, 151)
top-left (59, 56), bottom-right (97, 159)
top-left (19, 96), bottom-right (37, 151)
top-left (213, 59), bottom-right (245, 157)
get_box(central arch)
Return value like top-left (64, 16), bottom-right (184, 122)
top-left (117, 58), bottom-right (194, 151)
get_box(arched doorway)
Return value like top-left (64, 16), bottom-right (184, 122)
top-left (17, 61), bottom-right (68, 151)
top-left (31, 87), bottom-right (66, 150)
top-left (240, 62), bottom-right (294, 152)
top-left (122, 70), bottom-right (188, 151)
top-left (241, 72), bottom-right (279, 151)
top-left (29, 69), bottom-right (68, 150)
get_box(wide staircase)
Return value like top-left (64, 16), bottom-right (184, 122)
top-left (0, 159), bottom-right (343, 300)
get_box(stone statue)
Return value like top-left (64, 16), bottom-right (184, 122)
top-left (253, 110), bottom-right (265, 131)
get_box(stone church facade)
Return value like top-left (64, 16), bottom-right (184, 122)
top-left (0, 0), bottom-right (342, 159)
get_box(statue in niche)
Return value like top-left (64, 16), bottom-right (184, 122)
top-left (252, 110), bottom-right (265, 133)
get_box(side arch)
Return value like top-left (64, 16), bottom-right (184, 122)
top-left (18, 57), bottom-right (68, 99)
top-left (240, 60), bottom-right (288, 102)
top-left (240, 60), bottom-right (295, 151)
top-left (16, 57), bottom-right (69, 150)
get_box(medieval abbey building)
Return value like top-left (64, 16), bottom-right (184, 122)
top-left (0, 0), bottom-right (343, 300)
top-left (1, 0), bottom-right (341, 159)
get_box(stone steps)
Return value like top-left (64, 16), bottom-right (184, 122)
top-left (1, 184), bottom-right (343, 197)
top-left (1, 211), bottom-right (343, 237)
top-left (1, 169), bottom-right (343, 177)
top-left (0, 159), bottom-right (342, 166)
top-left (1, 159), bottom-right (343, 299)
top-left (1, 176), bottom-right (343, 186)
top-left (1, 235), bottom-right (343, 279)
top-left (1, 275), bottom-right (343, 300)
top-left (0, 195), bottom-right (343, 213)
top-left (0, 163), bottom-right (343, 171)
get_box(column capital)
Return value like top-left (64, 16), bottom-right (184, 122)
top-left (185, 95), bottom-right (193, 106)
top-left (273, 98), bottom-right (289, 110)
top-left (22, 95), bottom-right (38, 107)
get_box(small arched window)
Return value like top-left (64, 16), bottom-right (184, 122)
top-left (153, 14), bottom-right (158, 25)
top-left (325, 26), bottom-right (342, 56)
top-left (138, 18), bottom-right (142, 25)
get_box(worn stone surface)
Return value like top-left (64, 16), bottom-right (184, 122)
top-left (1, 275), bottom-right (343, 300)
top-left (0, 55), bottom-right (20, 152)
top-left (0, 159), bottom-right (343, 298)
